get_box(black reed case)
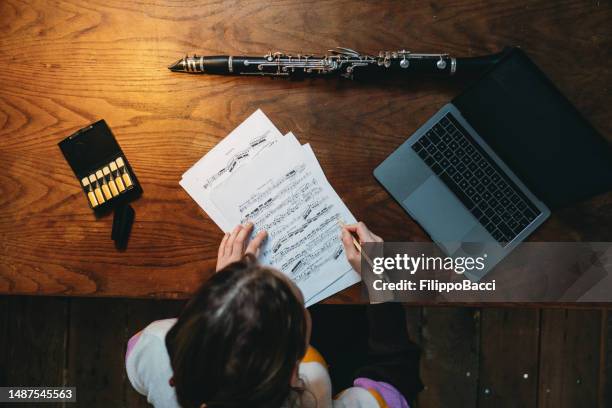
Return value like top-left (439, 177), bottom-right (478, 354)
top-left (59, 120), bottom-right (142, 214)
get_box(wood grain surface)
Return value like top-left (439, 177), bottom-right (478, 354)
top-left (1, 0), bottom-right (611, 299)
top-left (538, 309), bottom-right (604, 407)
top-left (418, 307), bottom-right (480, 406)
top-left (478, 308), bottom-right (540, 408)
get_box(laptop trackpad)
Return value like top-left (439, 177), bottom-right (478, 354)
top-left (403, 176), bottom-right (477, 243)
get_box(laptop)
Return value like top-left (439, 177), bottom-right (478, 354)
top-left (374, 48), bottom-right (612, 280)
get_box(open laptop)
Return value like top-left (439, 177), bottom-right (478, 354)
top-left (374, 48), bottom-right (612, 280)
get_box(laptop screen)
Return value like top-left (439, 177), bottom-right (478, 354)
top-left (452, 49), bottom-right (612, 209)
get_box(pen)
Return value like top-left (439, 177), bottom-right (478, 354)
top-left (338, 219), bottom-right (375, 269)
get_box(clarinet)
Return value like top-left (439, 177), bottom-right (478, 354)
top-left (168, 47), bottom-right (509, 79)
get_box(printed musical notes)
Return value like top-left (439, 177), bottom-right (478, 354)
top-left (180, 109), bottom-right (283, 228)
top-left (180, 110), bottom-right (360, 305)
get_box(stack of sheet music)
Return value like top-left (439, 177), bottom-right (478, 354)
top-left (180, 110), bottom-right (360, 306)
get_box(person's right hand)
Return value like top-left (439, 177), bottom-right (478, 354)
top-left (340, 221), bottom-right (383, 274)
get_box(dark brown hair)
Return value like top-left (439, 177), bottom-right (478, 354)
top-left (165, 255), bottom-right (307, 408)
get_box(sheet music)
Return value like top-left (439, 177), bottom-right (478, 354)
top-left (306, 268), bottom-right (360, 306)
top-left (211, 135), bottom-right (358, 300)
top-left (180, 110), bottom-right (361, 304)
top-left (180, 109), bottom-right (284, 229)
top-left (288, 143), bottom-right (360, 305)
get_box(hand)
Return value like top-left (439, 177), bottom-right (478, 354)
top-left (340, 221), bottom-right (383, 274)
top-left (216, 222), bottom-right (267, 272)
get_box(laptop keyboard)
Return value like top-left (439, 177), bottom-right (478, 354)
top-left (411, 113), bottom-right (541, 245)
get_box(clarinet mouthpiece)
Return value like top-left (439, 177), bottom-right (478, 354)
top-left (168, 55), bottom-right (234, 74)
top-left (168, 57), bottom-right (186, 72)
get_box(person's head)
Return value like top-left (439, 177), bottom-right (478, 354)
top-left (165, 254), bottom-right (311, 408)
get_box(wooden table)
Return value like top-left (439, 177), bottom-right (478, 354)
top-left (1, 0), bottom-right (611, 300)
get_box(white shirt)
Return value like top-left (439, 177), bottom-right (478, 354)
top-left (126, 319), bottom-right (384, 408)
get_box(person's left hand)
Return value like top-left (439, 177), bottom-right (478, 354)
top-left (216, 222), bottom-right (267, 272)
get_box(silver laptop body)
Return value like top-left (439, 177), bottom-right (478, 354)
top-left (374, 103), bottom-right (550, 280)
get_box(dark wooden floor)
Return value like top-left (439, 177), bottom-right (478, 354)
top-left (1, 297), bottom-right (610, 407)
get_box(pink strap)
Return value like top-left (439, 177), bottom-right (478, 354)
top-left (353, 377), bottom-right (409, 408)
top-left (125, 331), bottom-right (142, 360)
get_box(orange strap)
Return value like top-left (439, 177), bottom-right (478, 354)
top-left (367, 388), bottom-right (389, 408)
top-left (302, 346), bottom-right (327, 368)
